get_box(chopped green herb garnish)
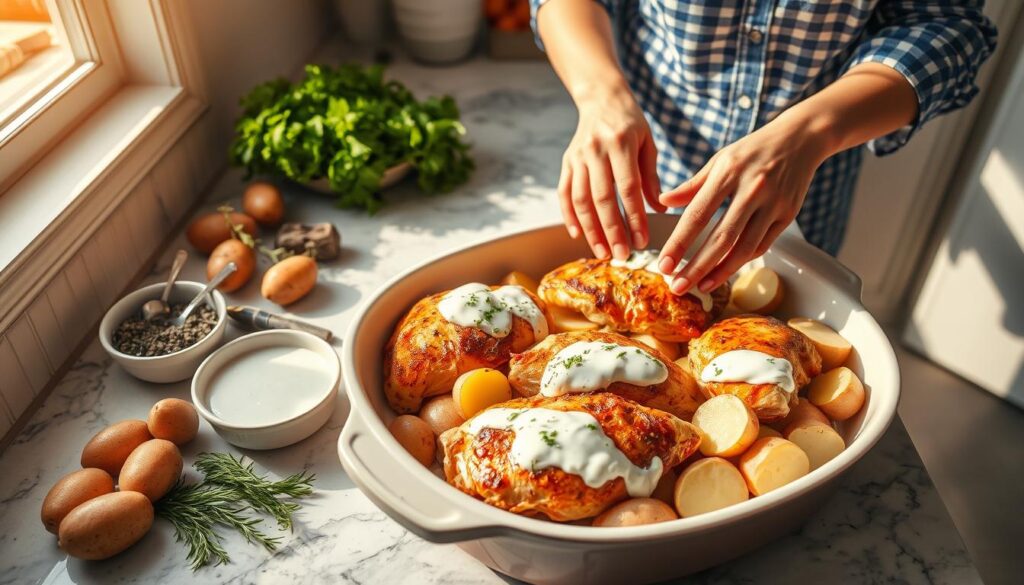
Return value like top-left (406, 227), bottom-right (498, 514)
top-left (562, 355), bottom-right (584, 369)
top-left (766, 357), bottom-right (776, 364)
top-left (586, 423), bottom-right (599, 431)
top-left (714, 366), bottom-right (723, 376)
top-left (508, 411), bottom-right (522, 421)
top-left (601, 344), bottom-right (617, 351)
top-left (617, 351), bottom-right (627, 360)
top-left (539, 430), bottom-right (559, 447)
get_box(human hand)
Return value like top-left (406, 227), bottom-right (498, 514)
top-left (656, 115), bottom-right (830, 294)
top-left (559, 87), bottom-right (665, 260)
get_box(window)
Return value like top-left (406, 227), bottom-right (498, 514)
top-left (0, 1), bottom-right (75, 128)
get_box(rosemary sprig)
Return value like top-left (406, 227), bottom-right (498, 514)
top-left (155, 452), bottom-right (315, 570)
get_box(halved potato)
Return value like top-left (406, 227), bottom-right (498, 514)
top-left (592, 498), bottom-right (677, 527)
top-left (808, 366), bottom-right (866, 421)
top-left (501, 271), bottom-right (540, 294)
top-left (691, 395), bottom-right (759, 458)
top-left (548, 305), bottom-right (600, 333)
top-left (757, 426), bottom-right (782, 439)
top-left (787, 318), bottom-right (852, 370)
top-left (630, 333), bottom-right (681, 361)
top-left (452, 368), bottom-right (512, 418)
top-left (738, 437), bottom-right (810, 496)
top-left (777, 399), bottom-right (830, 433)
top-left (785, 421), bottom-right (846, 471)
top-left (731, 267), bottom-right (785, 314)
top-left (674, 457), bottom-right (749, 517)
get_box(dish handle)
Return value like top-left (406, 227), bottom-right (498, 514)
top-left (338, 410), bottom-right (504, 543)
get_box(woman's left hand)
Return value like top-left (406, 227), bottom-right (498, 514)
top-left (656, 113), bottom-right (831, 295)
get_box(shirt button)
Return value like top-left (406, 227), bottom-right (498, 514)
top-left (748, 28), bottom-right (763, 44)
top-left (737, 95), bottom-right (753, 110)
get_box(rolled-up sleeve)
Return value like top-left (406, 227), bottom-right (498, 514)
top-left (842, 0), bottom-right (997, 155)
top-left (530, 0), bottom-right (620, 51)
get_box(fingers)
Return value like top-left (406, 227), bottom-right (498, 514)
top-left (658, 158), bottom-right (732, 276)
top-left (659, 158), bottom-right (714, 209)
top-left (699, 209), bottom-right (775, 290)
top-left (571, 164), bottom-right (610, 259)
top-left (609, 140), bottom-right (650, 248)
top-left (639, 138), bottom-right (666, 213)
top-left (754, 220), bottom-right (790, 257)
top-left (588, 155), bottom-right (631, 260)
top-left (557, 163), bottom-right (581, 239)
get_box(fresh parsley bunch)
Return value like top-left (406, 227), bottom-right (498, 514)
top-left (230, 64), bottom-right (473, 213)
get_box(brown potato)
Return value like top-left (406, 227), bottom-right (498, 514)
top-left (674, 457), bottom-right (749, 517)
top-left (81, 420), bottom-right (153, 477)
top-left (388, 415), bottom-right (435, 467)
top-left (592, 498), bottom-right (677, 527)
top-left (738, 437), bottom-right (809, 496)
top-left (208, 238), bottom-right (255, 292)
top-left (118, 439), bottom-right (183, 502)
top-left (650, 466), bottom-right (679, 507)
top-left (808, 366), bottom-right (866, 421)
top-left (500, 271), bottom-right (540, 294)
top-left (787, 318), bottom-right (852, 370)
top-left (147, 398), bottom-right (200, 445)
top-left (262, 255), bottom-right (317, 305)
top-left (59, 491), bottom-right (153, 560)
top-left (692, 394), bottom-right (760, 458)
top-left (731, 267), bottom-right (785, 314)
top-left (419, 395), bottom-right (465, 436)
top-left (186, 212), bottom-right (257, 254)
top-left (242, 181), bottom-right (285, 226)
top-left (629, 333), bottom-right (680, 361)
top-left (785, 421), bottom-right (846, 471)
top-left (548, 304), bottom-right (599, 333)
top-left (41, 468), bottom-right (115, 534)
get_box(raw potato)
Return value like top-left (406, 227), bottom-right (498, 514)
top-left (548, 304), bottom-right (599, 333)
top-left (208, 238), bottom-right (256, 292)
top-left (242, 181), bottom-right (285, 225)
top-left (786, 421), bottom-right (846, 471)
top-left (808, 366), bottom-right (866, 421)
top-left (674, 457), bottom-right (749, 518)
top-left (41, 468), bottom-right (115, 534)
top-left (780, 400), bottom-right (830, 435)
top-left (787, 318), bottom-right (852, 370)
top-left (738, 437), bottom-right (810, 496)
top-left (388, 415), bottom-right (435, 466)
top-left (501, 271), bottom-right (540, 294)
top-left (691, 394), bottom-right (759, 458)
top-left (262, 255), bottom-right (317, 305)
top-left (81, 420), bottom-right (153, 477)
top-left (592, 498), bottom-right (677, 527)
top-left (630, 333), bottom-right (680, 361)
top-left (731, 267), bottom-right (785, 314)
top-left (650, 466), bottom-right (679, 506)
top-left (419, 395), bottom-right (465, 436)
top-left (452, 368), bottom-right (513, 418)
top-left (147, 398), bottom-right (200, 445)
top-left (58, 491), bottom-right (153, 560)
top-left (186, 212), bottom-right (258, 254)
top-left (118, 439), bottom-right (183, 502)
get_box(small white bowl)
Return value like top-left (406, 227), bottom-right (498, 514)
top-left (99, 282), bottom-right (227, 383)
top-left (191, 330), bottom-right (339, 450)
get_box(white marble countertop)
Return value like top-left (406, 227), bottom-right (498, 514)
top-left (0, 43), bottom-right (980, 584)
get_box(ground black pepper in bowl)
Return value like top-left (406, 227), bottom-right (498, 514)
top-left (112, 304), bottom-right (219, 357)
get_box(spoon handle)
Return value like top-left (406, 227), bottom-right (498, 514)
top-left (161, 249), bottom-right (189, 303)
top-left (176, 262), bottom-right (237, 324)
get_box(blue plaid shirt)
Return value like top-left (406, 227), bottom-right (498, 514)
top-left (530, 1), bottom-right (996, 254)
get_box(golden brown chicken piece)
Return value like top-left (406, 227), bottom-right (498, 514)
top-left (538, 256), bottom-right (729, 342)
top-left (687, 315), bottom-right (822, 422)
top-left (507, 331), bottom-right (706, 421)
top-left (440, 393), bottom-right (701, 521)
top-left (384, 286), bottom-right (549, 413)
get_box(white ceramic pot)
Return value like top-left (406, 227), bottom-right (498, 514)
top-left (192, 330), bottom-right (339, 450)
top-left (99, 282), bottom-right (227, 383)
top-left (392, 0), bottom-right (481, 64)
top-left (338, 215), bottom-right (900, 584)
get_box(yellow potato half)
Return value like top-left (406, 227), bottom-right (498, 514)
top-left (787, 318), bottom-right (852, 370)
top-left (785, 421), bottom-right (846, 471)
top-left (691, 394), bottom-right (759, 458)
top-left (731, 267), bottom-right (785, 314)
top-left (674, 457), bottom-right (749, 517)
top-left (453, 368), bottom-right (512, 419)
top-left (500, 271), bottom-right (540, 294)
top-left (808, 366), bottom-right (866, 421)
top-left (548, 305), bottom-right (600, 333)
top-left (738, 437), bottom-right (810, 496)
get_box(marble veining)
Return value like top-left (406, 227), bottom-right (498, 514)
top-left (0, 40), bottom-right (979, 584)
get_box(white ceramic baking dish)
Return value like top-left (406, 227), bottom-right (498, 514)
top-left (338, 214), bottom-right (899, 585)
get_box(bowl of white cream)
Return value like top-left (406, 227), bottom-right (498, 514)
top-left (191, 329), bottom-right (339, 450)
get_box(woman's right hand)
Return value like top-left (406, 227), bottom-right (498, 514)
top-left (559, 86), bottom-right (665, 260)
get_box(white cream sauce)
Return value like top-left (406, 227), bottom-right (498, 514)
top-left (437, 283), bottom-right (548, 340)
top-left (467, 407), bottom-right (663, 496)
top-left (539, 340), bottom-right (668, 396)
top-left (610, 250), bottom-right (714, 311)
top-left (699, 349), bottom-right (796, 394)
top-left (207, 346), bottom-right (331, 426)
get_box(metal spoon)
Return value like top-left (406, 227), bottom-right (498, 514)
top-left (142, 249), bottom-right (188, 322)
top-left (169, 262), bottom-right (237, 327)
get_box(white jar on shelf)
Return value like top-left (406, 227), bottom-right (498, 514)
top-left (392, 0), bottom-right (482, 64)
